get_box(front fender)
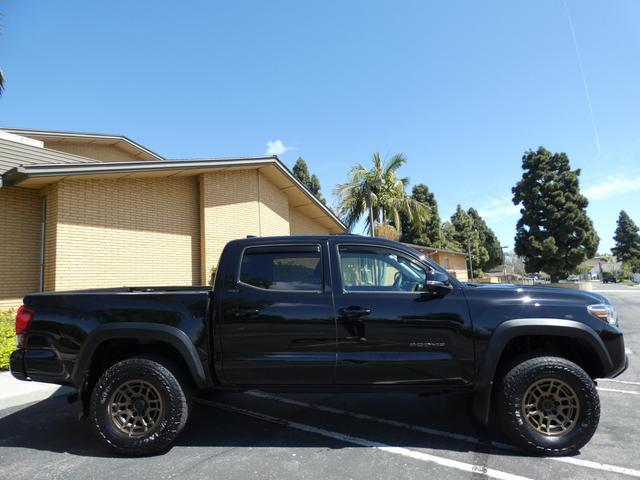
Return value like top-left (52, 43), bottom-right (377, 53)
top-left (473, 318), bottom-right (612, 424)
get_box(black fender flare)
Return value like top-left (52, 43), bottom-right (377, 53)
top-left (473, 318), bottom-right (612, 425)
top-left (72, 322), bottom-right (209, 389)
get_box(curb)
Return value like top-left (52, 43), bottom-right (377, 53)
top-left (0, 371), bottom-right (72, 411)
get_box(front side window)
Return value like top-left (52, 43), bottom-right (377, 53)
top-left (240, 245), bottom-right (322, 291)
top-left (338, 245), bottom-right (427, 292)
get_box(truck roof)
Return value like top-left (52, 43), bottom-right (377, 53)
top-left (226, 234), bottom-right (427, 255)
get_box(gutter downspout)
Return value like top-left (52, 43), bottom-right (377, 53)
top-left (39, 198), bottom-right (46, 291)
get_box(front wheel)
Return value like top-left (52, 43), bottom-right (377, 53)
top-left (497, 356), bottom-right (600, 456)
top-left (90, 357), bottom-right (191, 455)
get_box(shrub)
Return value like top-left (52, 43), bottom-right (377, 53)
top-left (0, 310), bottom-right (15, 371)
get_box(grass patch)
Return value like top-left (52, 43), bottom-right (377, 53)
top-left (0, 310), bottom-right (15, 371)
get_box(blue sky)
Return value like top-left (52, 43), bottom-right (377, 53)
top-left (1, 0), bottom-right (639, 252)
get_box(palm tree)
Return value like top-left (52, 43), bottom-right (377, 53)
top-left (333, 152), bottom-right (428, 237)
top-left (0, 68), bottom-right (4, 96)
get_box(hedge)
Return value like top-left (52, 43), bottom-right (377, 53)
top-left (0, 310), bottom-right (15, 371)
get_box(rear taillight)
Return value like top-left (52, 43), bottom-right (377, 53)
top-left (15, 306), bottom-right (33, 348)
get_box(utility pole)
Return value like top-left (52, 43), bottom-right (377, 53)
top-left (501, 245), bottom-right (508, 283)
top-left (467, 237), bottom-right (474, 280)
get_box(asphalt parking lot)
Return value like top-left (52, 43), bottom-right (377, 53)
top-left (0, 282), bottom-right (638, 480)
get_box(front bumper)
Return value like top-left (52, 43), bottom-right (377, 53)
top-left (598, 321), bottom-right (627, 378)
top-left (609, 354), bottom-right (629, 379)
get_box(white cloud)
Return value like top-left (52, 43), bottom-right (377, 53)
top-left (582, 174), bottom-right (640, 201)
top-left (265, 140), bottom-right (295, 156)
top-left (478, 196), bottom-right (520, 222)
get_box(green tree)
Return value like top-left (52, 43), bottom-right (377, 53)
top-left (441, 221), bottom-right (459, 250)
top-left (573, 263), bottom-right (592, 276)
top-left (293, 157), bottom-right (326, 204)
top-left (621, 258), bottom-right (640, 278)
top-left (611, 210), bottom-right (640, 262)
top-left (449, 205), bottom-right (489, 278)
top-left (398, 183), bottom-right (445, 246)
top-left (467, 208), bottom-right (503, 271)
top-left (333, 152), bottom-right (427, 235)
top-left (512, 147), bottom-right (599, 282)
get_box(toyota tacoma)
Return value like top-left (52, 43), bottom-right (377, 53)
top-left (9, 235), bottom-right (627, 455)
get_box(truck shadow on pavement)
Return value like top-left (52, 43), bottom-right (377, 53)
top-left (0, 391), bottom-right (523, 459)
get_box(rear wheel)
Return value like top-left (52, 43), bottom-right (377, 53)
top-left (90, 357), bottom-right (191, 455)
top-left (497, 356), bottom-right (599, 456)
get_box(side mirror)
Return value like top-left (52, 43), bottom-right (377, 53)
top-left (423, 270), bottom-right (453, 296)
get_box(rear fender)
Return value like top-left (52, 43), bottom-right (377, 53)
top-left (73, 322), bottom-right (209, 389)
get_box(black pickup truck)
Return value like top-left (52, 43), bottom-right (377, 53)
top-left (10, 235), bottom-right (627, 456)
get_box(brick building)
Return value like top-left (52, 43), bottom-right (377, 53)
top-left (0, 128), bottom-right (346, 308)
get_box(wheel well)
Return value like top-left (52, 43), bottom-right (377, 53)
top-left (494, 335), bottom-right (605, 380)
top-left (83, 338), bottom-right (194, 401)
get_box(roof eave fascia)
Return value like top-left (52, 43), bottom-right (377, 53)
top-left (9, 157), bottom-right (277, 178)
top-left (269, 157), bottom-right (347, 232)
top-left (1, 128), bottom-right (166, 161)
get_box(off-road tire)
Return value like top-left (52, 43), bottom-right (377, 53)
top-left (90, 357), bottom-right (190, 456)
top-left (497, 356), bottom-right (599, 456)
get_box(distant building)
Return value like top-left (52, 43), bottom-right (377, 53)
top-left (582, 256), bottom-right (622, 280)
top-left (404, 244), bottom-right (468, 281)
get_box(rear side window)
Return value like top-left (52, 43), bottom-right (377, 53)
top-left (239, 245), bottom-right (322, 291)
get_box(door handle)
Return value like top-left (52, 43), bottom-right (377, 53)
top-left (339, 306), bottom-right (371, 318)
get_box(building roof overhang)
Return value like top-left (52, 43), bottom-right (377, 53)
top-left (0, 128), bottom-right (165, 162)
top-left (404, 243), bottom-right (467, 256)
top-left (2, 156), bottom-right (347, 233)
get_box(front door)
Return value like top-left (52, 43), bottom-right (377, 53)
top-left (331, 242), bottom-right (474, 385)
top-left (219, 242), bottom-right (336, 385)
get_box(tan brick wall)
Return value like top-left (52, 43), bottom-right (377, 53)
top-left (43, 141), bottom-right (141, 162)
top-left (0, 187), bottom-right (42, 308)
top-left (258, 172), bottom-right (290, 237)
top-left (48, 176), bottom-right (200, 291)
top-left (199, 170), bottom-right (297, 284)
top-left (199, 170), bottom-right (260, 284)
top-left (1, 169), bottom-right (339, 301)
top-left (43, 184), bottom-right (59, 291)
top-left (289, 206), bottom-right (330, 235)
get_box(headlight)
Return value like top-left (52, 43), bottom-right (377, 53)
top-left (587, 304), bottom-right (618, 325)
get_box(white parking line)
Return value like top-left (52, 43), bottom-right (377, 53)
top-left (246, 391), bottom-right (640, 478)
top-left (597, 387), bottom-right (640, 395)
top-left (198, 398), bottom-right (533, 480)
top-left (599, 378), bottom-right (640, 387)
top-left (592, 290), bottom-right (640, 293)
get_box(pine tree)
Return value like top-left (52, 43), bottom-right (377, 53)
top-left (293, 157), bottom-right (326, 204)
top-left (450, 205), bottom-right (489, 278)
top-left (468, 208), bottom-right (504, 272)
top-left (611, 210), bottom-right (640, 261)
top-left (399, 184), bottom-right (444, 247)
top-left (512, 147), bottom-right (599, 282)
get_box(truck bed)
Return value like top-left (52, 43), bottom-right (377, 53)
top-left (12, 286), bottom-right (211, 387)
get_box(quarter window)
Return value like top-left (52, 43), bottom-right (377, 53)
top-left (240, 245), bottom-right (322, 291)
top-left (338, 245), bottom-right (427, 292)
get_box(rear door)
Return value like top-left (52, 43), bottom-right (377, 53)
top-left (331, 241), bottom-right (474, 385)
top-left (218, 241), bottom-right (336, 385)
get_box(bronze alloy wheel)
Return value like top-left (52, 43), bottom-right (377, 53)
top-left (108, 379), bottom-right (165, 437)
top-left (521, 377), bottom-right (581, 436)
